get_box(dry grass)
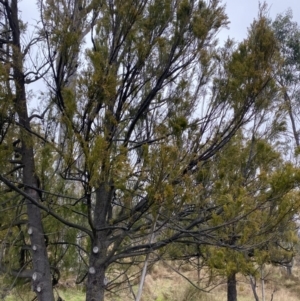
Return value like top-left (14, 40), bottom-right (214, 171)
top-left (5, 262), bottom-right (300, 301)
top-left (130, 262), bottom-right (300, 301)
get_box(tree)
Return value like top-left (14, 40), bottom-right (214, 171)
top-left (0, 1), bottom-right (55, 300)
top-left (0, 1), bottom-right (280, 301)
top-left (194, 126), bottom-right (300, 301)
top-left (272, 10), bottom-right (300, 148)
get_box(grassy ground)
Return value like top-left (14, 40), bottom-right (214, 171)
top-left (4, 287), bottom-right (86, 301)
top-left (4, 263), bottom-right (300, 301)
top-left (143, 263), bottom-right (300, 301)
top-left (137, 263), bottom-right (300, 301)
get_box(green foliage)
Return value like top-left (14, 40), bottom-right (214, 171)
top-left (272, 10), bottom-right (300, 81)
top-left (197, 131), bottom-right (300, 296)
top-left (271, 10), bottom-right (300, 148)
top-left (1, 1), bottom-right (299, 301)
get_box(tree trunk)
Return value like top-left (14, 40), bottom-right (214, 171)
top-left (261, 266), bottom-right (265, 301)
top-left (6, 1), bottom-right (55, 300)
top-left (26, 200), bottom-right (55, 301)
top-left (286, 257), bottom-right (293, 276)
top-left (86, 256), bottom-right (107, 301)
top-left (136, 213), bottom-right (159, 301)
top-left (284, 92), bottom-right (299, 147)
top-left (287, 264), bottom-right (293, 276)
top-left (85, 184), bottom-right (112, 301)
top-left (16, 45), bottom-right (55, 301)
top-left (249, 275), bottom-right (260, 301)
top-left (227, 272), bottom-right (237, 301)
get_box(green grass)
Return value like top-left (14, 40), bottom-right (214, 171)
top-left (5, 288), bottom-right (85, 301)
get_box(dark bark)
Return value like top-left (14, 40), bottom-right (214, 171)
top-left (4, 1), bottom-right (55, 300)
top-left (286, 260), bottom-right (293, 276)
top-left (86, 256), bottom-right (107, 301)
top-left (85, 183), bottom-right (112, 301)
top-left (227, 272), bottom-right (237, 301)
